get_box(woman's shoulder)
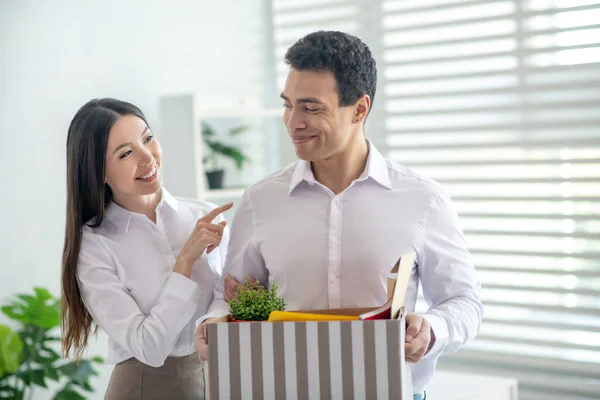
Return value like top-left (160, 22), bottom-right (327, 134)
top-left (76, 226), bottom-right (118, 278)
top-left (80, 224), bottom-right (117, 254)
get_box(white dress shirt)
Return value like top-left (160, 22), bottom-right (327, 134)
top-left (201, 140), bottom-right (483, 393)
top-left (77, 188), bottom-right (228, 367)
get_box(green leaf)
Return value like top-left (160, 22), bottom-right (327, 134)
top-left (18, 370), bottom-right (31, 386)
top-left (91, 356), bottom-right (104, 364)
top-left (29, 368), bottom-right (47, 388)
top-left (229, 125), bottom-right (250, 136)
top-left (59, 360), bottom-right (99, 389)
top-left (1, 306), bottom-right (29, 324)
top-left (229, 282), bottom-right (285, 321)
top-left (2, 288), bottom-right (60, 329)
top-left (0, 324), bottom-right (24, 376)
top-left (45, 365), bottom-right (60, 381)
top-left (34, 352), bottom-right (60, 364)
top-left (201, 122), bottom-right (216, 137)
top-left (32, 303), bottom-right (60, 329)
top-left (53, 386), bottom-right (86, 400)
top-left (80, 381), bottom-right (93, 392)
top-left (44, 336), bottom-right (62, 342)
top-left (0, 385), bottom-right (22, 400)
top-left (16, 295), bottom-right (35, 304)
top-left (205, 141), bottom-right (250, 170)
top-left (33, 288), bottom-right (53, 301)
top-left (41, 345), bottom-right (61, 357)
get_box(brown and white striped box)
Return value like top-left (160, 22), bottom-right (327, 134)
top-left (207, 317), bottom-right (412, 400)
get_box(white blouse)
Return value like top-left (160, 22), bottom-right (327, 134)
top-left (77, 188), bottom-right (228, 367)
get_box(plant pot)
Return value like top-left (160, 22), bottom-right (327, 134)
top-left (205, 170), bottom-right (225, 189)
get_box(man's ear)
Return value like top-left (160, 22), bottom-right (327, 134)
top-left (353, 94), bottom-right (371, 124)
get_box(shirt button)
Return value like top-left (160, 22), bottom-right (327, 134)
top-left (333, 199), bottom-right (340, 206)
top-left (308, 182), bottom-right (314, 186)
top-left (331, 236), bottom-right (338, 243)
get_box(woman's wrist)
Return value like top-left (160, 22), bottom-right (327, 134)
top-left (173, 255), bottom-right (193, 278)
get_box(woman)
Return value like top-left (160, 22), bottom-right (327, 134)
top-left (61, 98), bottom-right (230, 399)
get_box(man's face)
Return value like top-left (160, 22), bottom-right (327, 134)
top-left (281, 68), bottom-right (356, 161)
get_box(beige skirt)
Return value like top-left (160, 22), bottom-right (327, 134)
top-left (105, 353), bottom-right (205, 400)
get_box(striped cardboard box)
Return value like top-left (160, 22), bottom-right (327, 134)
top-left (207, 318), bottom-right (412, 400)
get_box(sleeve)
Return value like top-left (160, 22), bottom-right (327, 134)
top-left (195, 190), bottom-right (268, 326)
top-left (77, 235), bottom-right (200, 367)
top-left (417, 191), bottom-right (484, 360)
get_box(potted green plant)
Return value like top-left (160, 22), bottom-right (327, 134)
top-left (228, 280), bottom-right (286, 322)
top-left (201, 122), bottom-right (251, 189)
top-left (0, 287), bottom-right (103, 400)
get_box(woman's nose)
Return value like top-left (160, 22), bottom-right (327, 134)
top-left (139, 147), bottom-right (154, 165)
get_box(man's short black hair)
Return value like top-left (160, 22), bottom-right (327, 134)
top-left (284, 30), bottom-right (377, 108)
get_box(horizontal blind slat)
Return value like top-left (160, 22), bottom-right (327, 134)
top-left (477, 266), bottom-right (600, 277)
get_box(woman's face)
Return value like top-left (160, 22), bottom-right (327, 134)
top-left (104, 115), bottom-right (162, 202)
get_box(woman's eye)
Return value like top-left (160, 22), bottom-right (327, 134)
top-left (144, 135), bottom-right (154, 143)
top-left (120, 150), bottom-right (132, 159)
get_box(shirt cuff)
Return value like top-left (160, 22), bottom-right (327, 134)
top-left (164, 272), bottom-right (200, 302)
top-left (195, 310), bottom-right (229, 328)
top-left (422, 313), bottom-right (447, 360)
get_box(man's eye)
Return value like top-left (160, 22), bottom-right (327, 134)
top-left (120, 150), bottom-right (132, 159)
top-left (282, 103), bottom-right (291, 109)
top-left (306, 107), bottom-right (319, 112)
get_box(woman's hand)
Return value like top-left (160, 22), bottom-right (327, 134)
top-left (174, 202), bottom-right (233, 277)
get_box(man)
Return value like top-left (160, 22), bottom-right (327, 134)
top-left (196, 31), bottom-right (483, 399)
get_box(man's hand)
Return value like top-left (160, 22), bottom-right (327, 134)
top-left (404, 313), bottom-right (436, 363)
top-left (223, 274), bottom-right (261, 302)
top-left (194, 316), bottom-right (229, 361)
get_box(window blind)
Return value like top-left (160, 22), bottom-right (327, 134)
top-left (271, 1), bottom-right (600, 398)
top-left (272, 0), bottom-right (361, 90)
top-left (381, 1), bottom-right (600, 398)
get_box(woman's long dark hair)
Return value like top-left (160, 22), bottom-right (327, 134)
top-left (62, 98), bottom-right (149, 359)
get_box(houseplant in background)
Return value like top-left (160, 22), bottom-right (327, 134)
top-left (201, 121), bottom-right (251, 189)
top-left (228, 280), bottom-right (286, 322)
top-left (0, 287), bottom-right (103, 400)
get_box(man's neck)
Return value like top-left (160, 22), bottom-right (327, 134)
top-left (311, 137), bottom-right (369, 195)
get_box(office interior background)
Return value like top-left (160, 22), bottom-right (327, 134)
top-left (1, 0), bottom-right (599, 399)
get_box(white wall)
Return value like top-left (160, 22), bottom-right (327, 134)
top-left (0, 1), bottom-right (268, 398)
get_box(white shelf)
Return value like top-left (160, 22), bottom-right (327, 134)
top-left (159, 93), bottom-right (285, 200)
top-left (204, 188), bottom-right (247, 201)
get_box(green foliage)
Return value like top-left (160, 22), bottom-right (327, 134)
top-left (229, 280), bottom-right (286, 321)
top-left (0, 324), bottom-right (23, 376)
top-left (202, 122), bottom-right (251, 171)
top-left (0, 288), bottom-right (103, 400)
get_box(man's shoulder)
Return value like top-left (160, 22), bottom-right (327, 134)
top-left (175, 196), bottom-right (219, 215)
top-left (244, 162), bottom-right (298, 198)
top-left (384, 158), bottom-right (445, 200)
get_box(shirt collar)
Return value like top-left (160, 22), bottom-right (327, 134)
top-left (288, 159), bottom-right (315, 195)
top-left (103, 201), bottom-right (132, 232)
top-left (359, 139), bottom-right (393, 189)
top-left (288, 139), bottom-right (392, 195)
top-left (160, 188), bottom-right (179, 214)
top-left (103, 187), bottom-right (179, 232)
